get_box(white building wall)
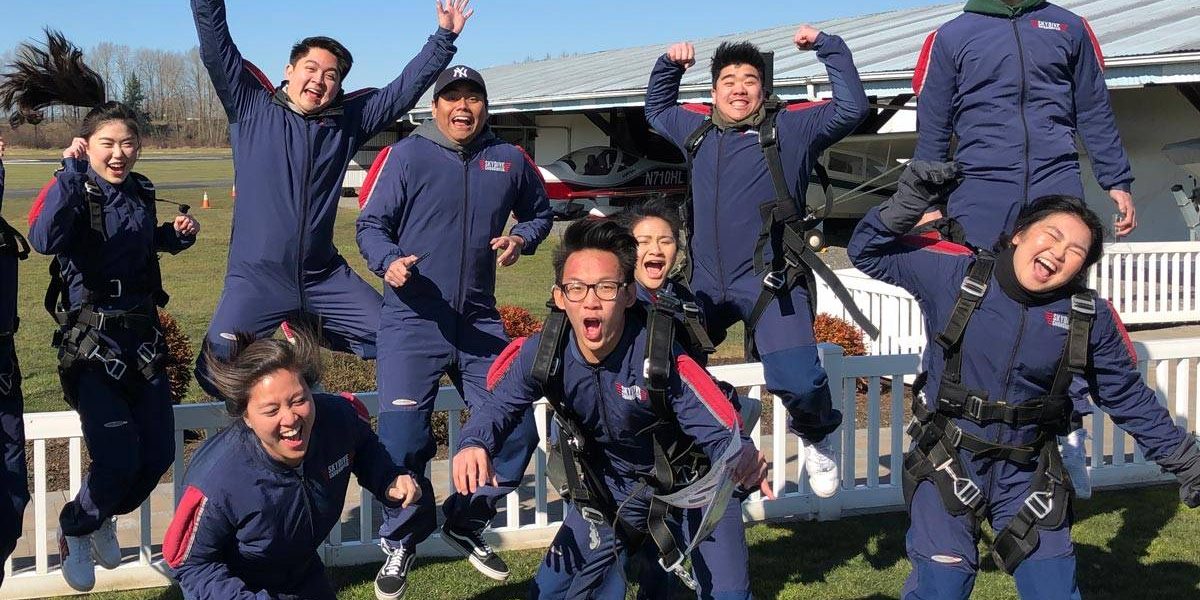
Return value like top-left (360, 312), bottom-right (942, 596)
top-left (1080, 86), bottom-right (1199, 242)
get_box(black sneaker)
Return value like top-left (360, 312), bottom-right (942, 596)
top-left (441, 522), bottom-right (510, 581)
top-left (374, 541), bottom-right (414, 600)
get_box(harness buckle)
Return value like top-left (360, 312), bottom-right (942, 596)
top-left (964, 395), bottom-right (986, 421)
top-left (137, 341), bottom-right (158, 367)
top-left (935, 459), bottom-right (983, 507)
top-left (1070, 294), bottom-right (1096, 315)
top-left (1024, 489), bottom-right (1054, 520)
top-left (91, 310), bottom-right (107, 331)
top-left (762, 270), bottom-right (786, 292)
top-left (681, 301), bottom-right (701, 317)
top-left (659, 556), bottom-right (698, 591)
top-left (109, 279), bottom-right (123, 298)
top-left (578, 506), bottom-right (606, 525)
top-left (87, 346), bottom-right (127, 380)
top-left (959, 277), bottom-right (987, 299)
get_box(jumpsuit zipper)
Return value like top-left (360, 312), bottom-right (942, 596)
top-left (998, 307), bottom-right (1027, 445)
top-left (592, 368), bottom-right (614, 439)
top-left (297, 125), bottom-right (314, 312)
top-left (712, 133), bottom-right (726, 294)
top-left (457, 150), bottom-right (470, 315)
top-left (1011, 18), bottom-right (1032, 206)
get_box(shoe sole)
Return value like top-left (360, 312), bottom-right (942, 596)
top-left (442, 529), bottom-right (510, 581)
top-left (374, 580), bottom-right (407, 600)
top-left (92, 545), bottom-right (122, 570)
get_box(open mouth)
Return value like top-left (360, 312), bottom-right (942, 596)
top-left (451, 114), bottom-right (474, 128)
top-left (643, 259), bottom-right (667, 280)
top-left (1033, 256), bottom-right (1058, 281)
top-left (280, 425), bottom-right (305, 450)
top-left (303, 88), bottom-right (323, 104)
top-left (582, 317), bottom-right (603, 342)
top-left (107, 163), bottom-right (126, 175)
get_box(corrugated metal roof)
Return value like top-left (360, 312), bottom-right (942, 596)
top-left (412, 0), bottom-right (1200, 115)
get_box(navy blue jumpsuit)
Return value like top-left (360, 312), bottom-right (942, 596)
top-left (0, 157), bottom-right (29, 585)
top-left (849, 192), bottom-right (1191, 599)
top-left (644, 32), bottom-right (868, 443)
top-left (165, 393), bottom-right (407, 599)
top-left (190, 0), bottom-right (459, 396)
top-left (355, 122), bottom-right (552, 548)
top-left (461, 310), bottom-right (746, 599)
top-left (28, 158), bottom-right (195, 537)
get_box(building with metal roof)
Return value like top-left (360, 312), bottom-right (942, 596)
top-left (407, 0), bottom-right (1200, 116)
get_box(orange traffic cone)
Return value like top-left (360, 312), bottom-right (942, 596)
top-left (202, 191), bottom-right (211, 209)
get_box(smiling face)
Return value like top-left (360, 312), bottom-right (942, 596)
top-left (284, 47), bottom-right (342, 114)
top-left (86, 120), bottom-right (139, 184)
top-left (632, 216), bottom-right (678, 292)
top-left (432, 81), bottom-right (488, 145)
top-left (242, 368), bottom-right (316, 467)
top-left (1010, 212), bottom-right (1094, 293)
top-left (552, 249), bottom-right (636, 364)
top-left (712, 63), bottom-right (764, 122)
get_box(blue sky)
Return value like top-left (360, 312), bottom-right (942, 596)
top-left (0, 1), bottom-right (943, 89)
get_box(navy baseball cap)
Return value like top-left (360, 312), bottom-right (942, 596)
top-left (433, 65), bottom-right (487, 98)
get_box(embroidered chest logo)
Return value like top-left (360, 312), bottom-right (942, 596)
top-left (1032, 19), bottom-right (1068, 32)
top-left (1044, 312), bottom-right (1070, 330)
top-left (615, 383), bottom-right (648, 403)
top-left (480, 160), bottom-right (511, 173)
top-left (327, 454), bottom-right (351, 479)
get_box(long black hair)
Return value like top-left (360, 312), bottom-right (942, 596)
top-left (0, 29), bottom-right (140, 138)
top-left (997, 195), bottom-right (1106, 271)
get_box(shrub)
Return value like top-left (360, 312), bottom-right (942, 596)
top-left (157, 309), bottom-right (193, 405)
top-left (320, 349), bottom-right (377, 396)
top-left (499, 305), bottom-right (542, 338)
top-left (813, 313), bottom-right (867, 357)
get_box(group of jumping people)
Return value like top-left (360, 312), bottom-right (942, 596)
top-left (0, 0), bottom-right (1198, 598)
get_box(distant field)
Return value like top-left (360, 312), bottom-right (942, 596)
top-left (2, 156), bottom-right (743, 412)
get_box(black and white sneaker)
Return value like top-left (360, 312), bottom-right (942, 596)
top-left (441, 522), bottom-right (510, 581)
top-left (374, 540), bottom-right (414, 600)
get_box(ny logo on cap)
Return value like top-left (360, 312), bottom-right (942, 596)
top-left (453, 66), bottom-right (469, 78)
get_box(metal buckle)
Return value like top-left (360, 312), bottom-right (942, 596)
top-left (578, 506), bottom-right (606, 525)
top-left (947, 422), bottom-right (964, 448)
top-left (964, 395), bottom-right (986, 421)
top-left (137, 342), bottom-right (158, 366)
top-left (659, 556), bottom-right (698, 591)
top-left (1070, 294), bottom-right (1096, 315)
top-left (762, 270), bottom-right (786, 292)
top-left (934, 459), bottom-right (983, 507)
top-left (91, 310), bottom-right (107, 331)
top-left (959, 277), bottom-right (987, 299)
top-left (0, 373), bottom-right (11, 396)
top-left (681, 301), bottom-right (701, 317)
top-left (1024, 490), bottom-right (1054, 520)
top-left (88, 347), bottom-right (127, 380)
top-left (109, 279), bottom-right (123, 298)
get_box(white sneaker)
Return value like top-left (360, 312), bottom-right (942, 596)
top-left (803, 435), bottom-right (840, 498)
top-left (59, 531), bottom-right (96, 592)
top-left (1060, 428), bottom-right (1092, 500)
top-left (91, 516), bottom-right (122, 569)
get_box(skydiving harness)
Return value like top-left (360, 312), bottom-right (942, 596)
top-left (42, 174), bottom-right (176, 401)
top-left (655, 281), bottom-right (715, 357)
top-left (902, 252), bottom-right (1097, 574)
top-left (0, 214), bottom-right (30, 339)
top-left (683, 100), bottom-right (879, 359)
top-left (531, 302), bottom-right (744, 589)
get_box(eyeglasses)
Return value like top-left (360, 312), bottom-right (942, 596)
top-left (556, 280), bottom-right (627, 302)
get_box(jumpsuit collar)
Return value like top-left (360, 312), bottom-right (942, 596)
top-left (993, 246), bottom-right (1082, 307)
top-left (410, 120), bottom-right (497, 155)
top-left (964, 0), bottom-right (1045, 17)
top-left (271, 84), bottom-right (346, 119)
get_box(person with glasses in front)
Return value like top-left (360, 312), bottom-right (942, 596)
top-left (452, 219), bottom-right (769, 599)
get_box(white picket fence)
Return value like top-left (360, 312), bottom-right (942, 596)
top-left (815, 241), bottom-right (1200, 358)
top-left (4, 338), bottom-right (1197, 599)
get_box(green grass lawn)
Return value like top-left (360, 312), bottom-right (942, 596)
top-left (3, 157), bottom-right (742, 412)
top-left (55, 485), bottom-right (1200, 599)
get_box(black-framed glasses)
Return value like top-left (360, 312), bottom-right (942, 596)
top-left (556, 280), bottom-right (627, 302)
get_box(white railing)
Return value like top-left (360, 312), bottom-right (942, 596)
top-left (815, 241), bottom-right (1200, 358)
top-left (5, 338), bottom-right (1197, 599)
top-left (1088, 242), bottom-right (1200, 325)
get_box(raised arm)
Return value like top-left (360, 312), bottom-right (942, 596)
top-left (912, 28), bottom-right (956, 162)
top-left (789, 28), bottom-right (869, 152)
top-left (191, 0), bottom-right (272, 121)
top-left (643, 44), bottom-right (707, 151)
top-left (356, 1), bottom-right (472, 137)
top-left (165, 487), bottom-right (272, 600)
top-left (848, 161), bottom-right (968, 302)
top-left (27, 157), bottom-right (89, 255)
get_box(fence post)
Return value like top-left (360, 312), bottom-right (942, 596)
top-left (817, 343), bottom-right (846, 521)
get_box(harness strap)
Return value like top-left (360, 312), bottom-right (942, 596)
top-left (991, 442), bottom-right (1071, 574)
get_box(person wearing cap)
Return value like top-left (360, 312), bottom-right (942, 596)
top-left (189, 0), bottom-right (473, 402)
top-left (356, 64), bottom-right (552, 599)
